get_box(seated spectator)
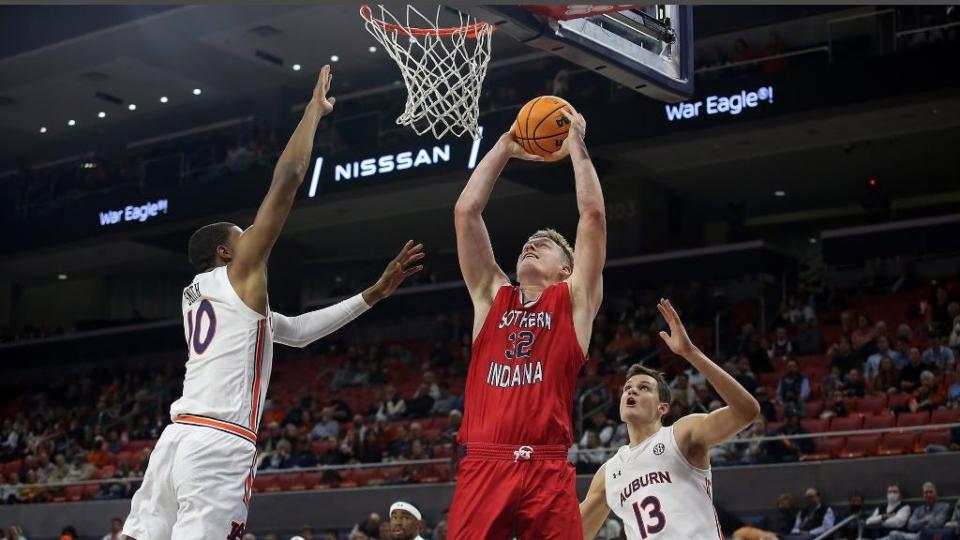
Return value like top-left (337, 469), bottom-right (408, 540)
top-left (375, 386), bottom-right (406, 421)
top-left (768, 327), bottom-right (793, 359)
top-left (867, 336), bottom-right (905, 379)
top-left (766, 414), bottom-right (813, 461)
top-left (405, 383), bottom-right (436, 418)
top-left (795, 319), bottom-right (822, 355)
top-left (736, 417), bottom-right (771, 465)
top-left (324, 389), bottom-right (353, 422)
top-left (734, 493), bottom-right (797, 540)
top-left (734, 357), bottom-right (759, 396)
top-left (777, 360), bottom-right (810, 408)
top-left (575, 431), bottom-right (606, 474)
top-left (828, 337), bottom-right (859, 374)
top-left (690, 384), bottom-right (717, 415)
top-left (634, 332), bottom-right (659, 366)
top-left (852, 315), bottom-right (878, 352)
top-left (440, 410), bottom-right (462, 442)
top-left (790, 488), bottom-right (835, 539)
top-left (865, 484), bottom-right (911, 537)
top-left (908, 371), bottom-right (946, 412)
top-left (262, 439), bottom-right (293, 470)
top-left (582, 411), bottom-right (616, 446)
top-left (835, 492), bottom-right (865, 540)
top-left (923, 335), bottom-right (956, 372)
top-left (899, 348), bottom-right (929, 393)
top-left (942, 499), bottom-right (960, 539)
top-left (949, 315), bottom-right (960, 351)
top-left (820, 367), bottom-right (846, 400)
top-left (65, 452), bottom-right (95, 482)
top-left (310, 407), bottom-right (340, 441)
top-left (843, 369), bottom-right (867, 398)
top-left (879, 481), bottom-right (950, 540)
top-left (872, 357), bottom-right (902, 396)
top-left (290, 436), bottom-right (317, 468)
top-left (429, 382), bottom-right (457, 416)
top-left (948, 365), bottom-right (960, 407)
top-left (387, 425), bottom-right (412, 461)
top-left (756, 386), bottom-right (777, 423)
top-left (670, 372), bottom-right (695, 408)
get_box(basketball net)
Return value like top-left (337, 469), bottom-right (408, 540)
top-left (361, 5), bottom-right (493, 140)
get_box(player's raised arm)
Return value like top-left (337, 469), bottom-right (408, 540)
top-left (272, 241), bottom-right (424, 348)
top-left (556, 107), bottom-right (606, 353)
top-left (580, 463), bottom-right (610, 539)
top-left (658, 299), bottom-right (761, 457)
top-left (231, 65), bottom-right (336, 282)
top-left (454, 126), bottom-right (541, 335)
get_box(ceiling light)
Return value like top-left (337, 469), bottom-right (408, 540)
top-left (160, 96), bottom-right (168, 103)
top-left (57, 274), bottom-right (68, 280)
top-left (128, 104), bottom-right (137, 111)
top-left (68, 119), bottom-right (76, 127)
top-left (368, 46), bottom-right (377, 53)
top-left (330, 55), bottom-right (339, 62)
top-left (193, 88), bottom-right (202, 96)
top-left (774, 190), bottom-right (786, 197)
top-left (292, 63), bottom-right (301, 71)
top-left (809, 238), bottom-right (818, 244)
top-left (98, 111), bottom-right (106, 118)
top-left (39, 127), bottom-right (47, 134)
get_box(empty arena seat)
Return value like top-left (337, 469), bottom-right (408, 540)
top-left (65, 485), bottom-right (85, 502)
top-left (840, 434), bottom-right (881, 458)
top-left (896, 411), bottom-right (930, 427)
top-left (830, 416), bottom-right (864, 432)
top-left (804, 400), bottom-right (825, 418)
top-left (114, 451), bottom-right (133, 466)
top-left (878, 433), bottom-right (917, 456)
top-left (930, 409), bottom-right (960, 425)
top-left (1, 460), bottom-right (23, 476)
top-left (766, 421), bottom-right (785, 434)
top-left (918, 431), bottom-right (951, 448)
top-left (863, 414), bottom-right (896, 430)
top-left (888, 393), bottom-right (911, 410)
top-left (801, 418), bottom-right (829, 433)
top-left (801, 437), bottom-right (844, 461)
top-left (253, 475), bottom-right (278, 493)
top-left (83, 483), bottom-right (101, 499)
top-left (853, 396), bottom-right (887, 414)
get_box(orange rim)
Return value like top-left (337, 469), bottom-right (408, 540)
top-left (360, 5), bottom-right (493, 39)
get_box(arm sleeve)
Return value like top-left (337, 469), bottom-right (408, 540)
top-left (810, 508), bottom-right (835, 536)
top-left (885, 505), bottom-right (911, 529)
top-left (272, 294), bottom-right (371, 348)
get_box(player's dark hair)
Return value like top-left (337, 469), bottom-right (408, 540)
top-left (188, 222), bottom-right (235, 272)
top-left (625, 364), bottom-right (672, 404)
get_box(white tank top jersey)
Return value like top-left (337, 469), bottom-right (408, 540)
top-left (170, 266), bottom-right (273, 437)
top-left (604, 425), bottom-right (723, 540)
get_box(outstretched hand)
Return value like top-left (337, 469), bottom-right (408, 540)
top-left (365, 240), bottom-right (425, 304)
top-left (500, 123), bottom-right (544, 162)
top-left (312, 64), bottom-right (336, 115)
top-left (550, 105), bottom-right (586, 161)
top-left (657, 298), bottom-right (697, 357)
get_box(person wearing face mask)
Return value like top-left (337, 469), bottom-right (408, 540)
top-left (879, 482), bottom-right (951, 540)
top-left (865, 484), bottom-right (911, 537)
top-left (790, 488), bottom-right (835, 539)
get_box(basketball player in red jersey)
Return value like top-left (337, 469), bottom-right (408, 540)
top-left (449, 105), bottom-right (604, 539)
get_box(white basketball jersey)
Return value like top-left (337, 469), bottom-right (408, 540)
top-left (170, 266), bottom-right (273, 434)
top-left (604, 425), bottom-right (723, 540)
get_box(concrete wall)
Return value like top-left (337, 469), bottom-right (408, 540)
top-left (0, 453), bottom-right (956, 538)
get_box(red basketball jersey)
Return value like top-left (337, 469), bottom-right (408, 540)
top-left (458, 281), bottom-right (587, 447)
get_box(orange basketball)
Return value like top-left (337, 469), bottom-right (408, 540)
top-left (512, 96), bottom-right (572, 161)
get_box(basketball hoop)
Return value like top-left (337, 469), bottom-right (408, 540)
top-left (360, 5), bottom-right (493, 140)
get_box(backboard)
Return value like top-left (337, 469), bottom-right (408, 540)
top-left (454, 4), bottom-right (694, 103)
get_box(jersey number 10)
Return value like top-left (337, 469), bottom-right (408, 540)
top-left (185, 299), bottom-right (217, 355)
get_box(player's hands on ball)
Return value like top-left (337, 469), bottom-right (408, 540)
top-left (656, 298), bottom-right (698, 357)
top-left (312, 64), bottom-right (336, 115)
top-left (501, 122), bottom-right (544, 162)
top-left (551, 105), bottom-right (586, 160)
top-left (366, 240), bottom-right (426, 304)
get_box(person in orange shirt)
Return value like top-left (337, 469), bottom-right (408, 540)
top-left (910, 370), bottom-right (946, 412)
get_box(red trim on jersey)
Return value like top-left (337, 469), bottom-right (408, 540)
top-left (249, 319), bottom-right (266, 432)
top-left (174, 414), bottom-right (257, 445)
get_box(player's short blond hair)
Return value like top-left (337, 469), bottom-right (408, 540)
top-left (528, 228), bottom-right (574, 270)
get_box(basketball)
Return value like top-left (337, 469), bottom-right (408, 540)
top-left (512, 95), bottom-right (573, 161)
